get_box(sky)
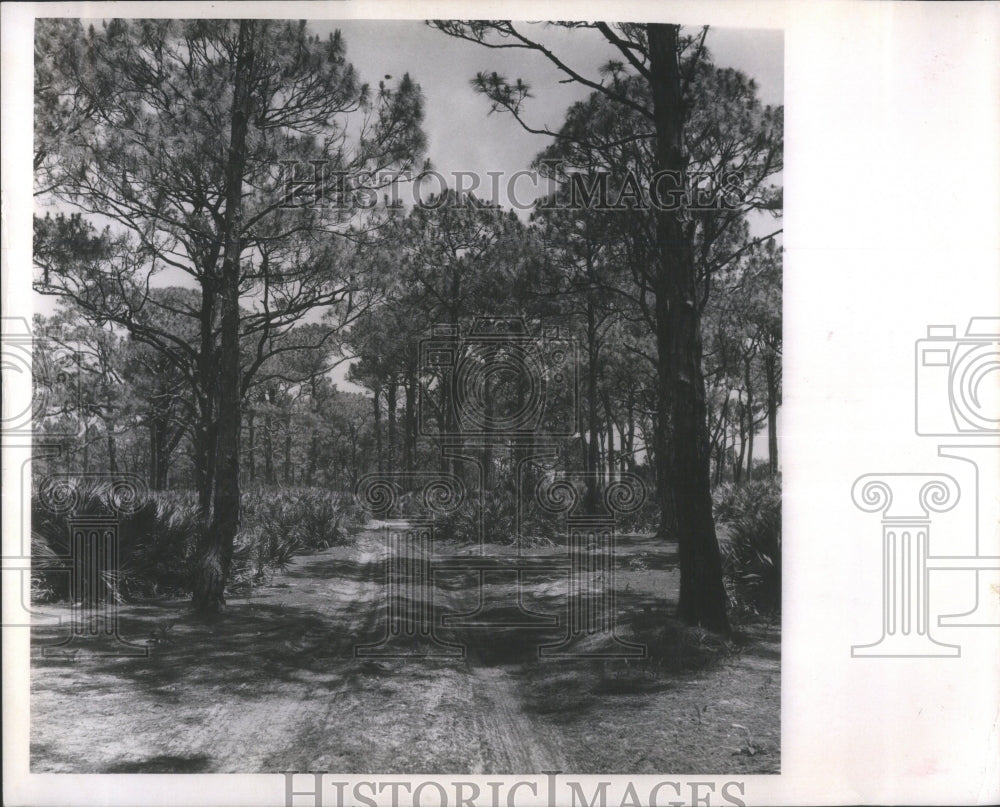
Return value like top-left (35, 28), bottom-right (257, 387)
top-left (313, 21), bottom-right (782, 400)
top-left (325, 20), bottom-right (783, 209)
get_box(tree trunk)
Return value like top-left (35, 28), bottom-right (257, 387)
top-left (387, 380), bottom-right (397, 474)
top-left (283, 412), bottom-right (292, 485)
top-left (196, 262), bottom-right (218, 516)
top-left (603, 389), bottom-right (616, 482)
top-left (404, 364), bottom-right (417, 472)
top-left (438, 374), bottom-right (450, 474)
top-left (193, 409), bottom-right (216, 515)
top-left (149, 411), bottom-right (175, 490)
top-left (106, 424), bottom-right (117, 474)
top-left (648, 23), bottom-right (730, 634)
top-left (713, 395), bottom-right (730, 487)
top-left (765, 351), bottom-right (779, 476)
top-left (82, 423), bottom-right (90, 473)
top-left (744, 353), bottom-right (754, 482)
top-left (625, 390), bottom-right (636, 472)
top-left (193, 20), bottom-right (254, 616)
top-left (735, 404), bottom-right (746, 485)
top-left (373, 387), bottom-right (383, 473)
top-left (264, 388), bottom-right (275, 484)
top-left (247, 408), bottom-right (256, 482)
top-left (349, 426), bottom-right (359, 489)
top-left (585, 300), bottom-right (600, 513)
top-left (306, 435), bottom-right (318, 486)
top-left (148, 420), bottom-right (160, 489)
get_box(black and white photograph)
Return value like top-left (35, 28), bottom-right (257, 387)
top-left (2, 2), bottom-right (998, 807)
top-left (26, 14), bottom-right (782, 777)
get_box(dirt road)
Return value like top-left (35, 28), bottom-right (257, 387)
top-left (30, 528), bottom-right (779, 774)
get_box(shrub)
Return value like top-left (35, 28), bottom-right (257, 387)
top-left (31, 477), bottom-right (199, 602)
top-left (714, 476), bottom-right (781, 619)
top-left (31, 481), bottom-right (366, 602)
top-left (615, 488), bottom-right (660, 534)
top-left (230, 487), bottom-right (365, 591)
top-left (433, 485), bottom-right (563, 547)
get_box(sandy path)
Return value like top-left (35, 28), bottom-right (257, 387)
top-left (30, 528), bottom-right (779, 774)
top-left (30, 529), bottom-right (557, 773)
top-left (468, 665), bottom-right (570, 774)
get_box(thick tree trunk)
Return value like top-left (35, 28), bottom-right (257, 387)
top-left (648, 23), bottom-right (730, 634)
top-left (196, 259), bottom-right (218, 515)
top-left (193, 20), bottom-right (254, 616)
top-left (193, 414), bottom-right (215, 515)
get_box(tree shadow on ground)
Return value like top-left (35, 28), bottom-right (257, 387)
top-left (102, 754), bottom-right (213, 773)
top-left (31, 596), bottom-right (386, 700)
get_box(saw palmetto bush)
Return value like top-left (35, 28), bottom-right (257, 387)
top-left (31, 477), bottom-right (199, 602)
top-left (433, 484), bottom-right (563, 547)
top-left (31, 480), bottom-right (365, 602)
top-left (714, 476), bottom-right (781, 619)
top-left (229, 488), bottom-right (365, 591)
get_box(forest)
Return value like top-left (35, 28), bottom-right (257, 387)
top-left (26, 17), bottom-right (785, 775)
top-left (31, 19), bottom-right (781, 635)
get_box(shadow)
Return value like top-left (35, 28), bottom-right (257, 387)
top-left (282, 555), bottom-right (380, 581)
top-left (30, 596), bottom-right (387, 700)
top-left (590, 675), bottom-right (675, 695)
top-left (102, 754), bottom-right (213, 773)
top-left (456, 624), bottom-right (564, 666)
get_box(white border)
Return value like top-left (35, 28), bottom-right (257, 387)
top-left (4, 2), bottom-right (1000, 805)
